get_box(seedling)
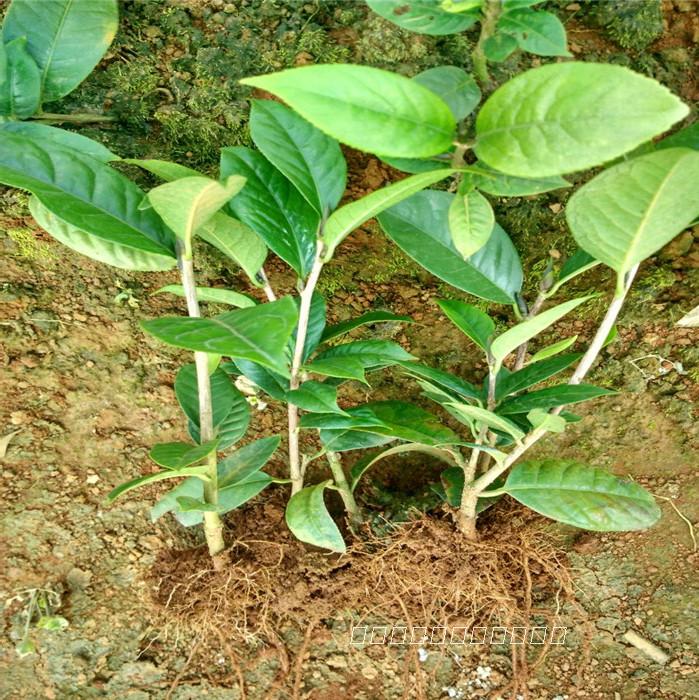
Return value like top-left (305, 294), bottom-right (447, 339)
top-left (7, 587), bottom-right (68, 658)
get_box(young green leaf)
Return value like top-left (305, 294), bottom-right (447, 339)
top-left (475, 63), bottom-right (689, 177)
top-left (141, 297), bottom-right (298, 377)
top-left (528, 335), bottom-right (578, 364)
top-left (0, 37), bottom-right (41, 118)
top-left (2, 0), bottom-right (118, 102)
top-left (413, 66), bottom-right (481, 120)
top-left (124, 159), bottom-right (202, 181)
top-left (149, 440), bottom-right (220, 469)
top-left (287, 381), bottom-right (348, 415)
top-left (367, 0), bottom-right (479, 34)
top-left (249, 99), bottom-right (346, 214)
top-left (221, 147), bottom-right (318, 278)
top-left (107, 465), bottom-right (209, 503)
top-left (320, 311), bottom-right (413, 343)
top-left (445, 403), bottom-right (526, 441)
top-left (566, 148), bottom-right (699, 278)
top-left (495, 352), bottom-right (581, 400)
top-left (527, 408), bottom-right (566, 433)
top-left (504, 460), bottom-right (660, 530)
top-left (377, 190), bottom-right (523, 304)
top-left (497, 384), bottom-right (615, 414)
top-left (398, 361), bottom-right (481, 402)
top-left (436, 299), bottom-right (494, 350)
top-left (217, 436), bottom-right (280, 488)
top-left (322, 169), bottom-right (455, 259)
top-left (448, 190), bottom-right (495, 259)
top-left (460, 162), bottom-right (570, 197)
top-left (304, 357), bottom-right (369, 384)
top-left (154, 285), bottom-right (256, 308)
top-left (241, 65), bottom-right (456, 159)
top-left (483, 32), bottom-right (518, 62)
top-left (490, 296), bottom-right (592, 370)
top-left (498, 9), bottom-right (570, 57)
top-left (286, 481), bottom-right (346, 553)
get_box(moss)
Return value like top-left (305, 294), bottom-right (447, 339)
top-left (6, 229), bottom-right (58, 263)
top-left (589, 0), bottom-right (663, 51)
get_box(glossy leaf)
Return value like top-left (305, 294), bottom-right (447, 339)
top-left (504, 460), bottom-right (660, 530)
top-left (566, 148), bottom-right (699, 277)
top-left (413, 66), bottom-right (481, 120)
top-left (234, 359), bottom-right (289, 400)
top-left (221, 146), bottom-right (318, 278)
top-left (108, 464), bottom-right (208, 503)
top-left (448, 190), bottom-right (495, 259)
top-left (475, 62), bottom-right (689, 177)
top-left (656, 122), bottom-right (699, 151)
top-left (320, 310), bottom-right (413, 343)
top-left (149, 439), bottom-right (219, 469)
top-left (154, 285), bottom-right (255, 308)
top-left (398, 361), bottom-right (480, 401)
top-left (528, 336), bottom-right (578, 364)
top-left (446, 403), bottom-right (525, 441)
top-left (241, 64), bottom-right (456, 159)
top-left (379, 155), bottom-right (451, 174)
top-left (313, 340), bottom-right (416, 370)
top-left (3, 0), bottom-right (118, 102)
top-left (141, 297), bottom-right (298, 376)
top-left (498, 9), bottom-right (570, 57)
top-left (461, 162), bottom-right (569, 197)
top-left (378, 190), bottom-right (523, 303)
top-left (490, 296), bottom-right (592, 370)
top-left (495, 353), bottom-right (581, 400)
top-left (286, 481), bottom-right (346, 553)
top-left (287, 381), bottom-right (347, 415)
top-left (367, 0), bottom-right (479, 34)
top-left (124, 158), bottom-right (202, 181)
top-left (322, 169), bottom-right (454, 259)
top-left (498, 383), bottom-right (615, 414)
top-left (527, 408), bottom-right (566, 433)
top-left (250, 99), bottom-right (346, 214)
top-left (218, 436), bottom-right (280, 488)
top-left (437, 299), bottom-right (494, 350)
top-left (304, 357), bottom-right (368, 384)
top-left (319, 429), bottom-right (395, 453)
top-left (0, 37), bottom-right (41, 118)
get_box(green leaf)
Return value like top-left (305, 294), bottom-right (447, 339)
top-left (527, 408), bottom-right (566, 433)
top-left (566, 148), bottom-right (699, 277)
top-left (154, 285), bottom-right (256, 308)
top-left (504, 460), bottom-right (661, 530)
top-left (319, 429), bottom-right (395, 453)
top-left (217, 471), bottom-right (274, 513)
top-left (234, 359), bottom-right (289, 400)
top-left (250, 99), bottom-right (346, 214)
top-left (529, 335), bottom-right (578, 364)
top-left (490, 296), bottom-right (592, 370)
top-left (146, 175), bottom-right (246, 255)
top-left (448, 189), bottom-right (495, 259)
top-left (398, 361), bottom-right (481, 401)
top-left (3, 0), bottom-right (118, 103)
top-left (303, 357), bottom-right (368, 384)
top-left (495, 353), bottom-right (581, 400)
top-left (287, 381), bottom-right (347, 415)
top-left (221, 146), bottom-right (318, 278)
top-left (655, 122), bottom-right (699, 151)
top-left (445, 403), bottom-right (525, 441)
top-left (322, 169), bottom-right (454, 259)
top-left (378, 190), bottom-right (523, 303)
top-left (320, 311), bottom-right (413, 343)
top-left (286, 481), bottom-right (346, 552)
top-left (241, 64), bottom-right (456, 159)
top-left (197, 212), bottom-right (267, 285)
top-left (413, 66), bottom-right (481, 120)
top-left (0, 132), bottom-right (175, 261)
top-left (498, 9), bottom-right (570, 57)
top-left (36, 615), bottom-right (69, 631)
top-left (1, 122), bottom-right (117, 162)
top-left (379, 155), bottom-right (451, 174)
top-left (312, 340), bottom-right (416, 371)
top-left (461, 162), bottom-right (570, 197)
top-left (482, 32), bottom-right (518, 62)
top-left (293, 292), bottom-right (326, 362)
top-left (217, 436), bottom-right (280, 488)
top-left (367, 0), bottom-right (479, 34)
top-left (547, 249), bottom-right (598, 297)
top-left (498, 383), bottom-right (615, 414)
top-left (439, 467), bottom-right (503, 512)
top-left (29, 197), bottom-right (175, 272)
top-left (149, 440), bottom-right (219, 469)
top-left (141, 297), bottom-right (298, 376)
top-left (301, 400), bottom-right (460, 446)
top-left (124, 158), bottom-right (202, 181)
top-left (175, 496), bottom-right (218, 512)
top-left (108, 464), bottom-right (208, 502)
top-left (437, 299), bottom-right (494, 350)
top-left (0, 37), bottom-right (41, 118)
top-left (475, 62), bottom-right (689, 177)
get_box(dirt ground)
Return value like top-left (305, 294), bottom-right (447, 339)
top-left (1, 1), bottom-right (699, 698)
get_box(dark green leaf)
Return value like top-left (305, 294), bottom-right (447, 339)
top-left (461, 162), bottom-right (570, 197)
top-left (367, 0), bottom-right (479, 34)
top-left (313, 340), bottom-right (415, 370)
top-left (107, 464), bottom-right (207, 502)
top-left (303, 356), bottom-right (368, 384)
top-left (483, 32), bottom-right (518, 62)
top-left (286, 481), bottom-right (346, 552)
top-left (437, 299), bottom-right (494, 350)
top-left (293, 292), bottom-right (326, 362)
top-left (149, 440), bottom-right (219, 469)
top-left (498, 9), bottom-right (570, 57)
top-left (413, 66), bottom-right (481, 120)
top-left (287, 381), bottom-right (347, 415)
top-left (0, 37), bottom-right (41, 118)
top-left (175, 364), bottom-right (237, 428)
top-left (234, 359), bottom-right (289, 400)
top-left (319, 429), bottom-right (396, 453)
top-left (440, 467), bottom-right (503, 512)
top-left (176, 496), bottom-right (218, 512)
top-left (320, 311), bottom-right (413, 343)
top-left (379, 156), bottom-right (451, 174)
top-left (398, 361), bottom-right (480, 401)
top-left (495, 353), bottom-right (581, 400)
top-left (498, 384), bottom-right (615, 414)
top-left (655, 122), bottom-right (699, 151)
top-left (155, 285), bottom-right (255, 308)
top-left (217, 472), bottom-right (274, 513)
top-left (217, 436), bottom-right (280, 488)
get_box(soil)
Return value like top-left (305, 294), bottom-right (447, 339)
top-left (1, 1), bottom-right (699, 699)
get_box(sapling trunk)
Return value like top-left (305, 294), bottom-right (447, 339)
top-left (177, 248), bottom-right (226, 564)
top-left (32, 112), bottom-right (115, 123)
top-left (326, 451), bottom-right (363, 531)
top-left (471, 0), bottom-right (502, 87)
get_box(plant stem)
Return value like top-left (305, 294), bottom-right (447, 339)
top-left (258, 267), bottom-right (277, 302)
top-left (471, 0), bottom-right (502, 87)
top-left (177, 247), bottom-right (226, 564)
top-left (458, 265), bottom-right (639, 539)
top-left (326, 451), bottom-right (363, 531)
top-left (288, 245), bottom-right (325, 494)
top-left (32, 112), bottom-right (115, 123)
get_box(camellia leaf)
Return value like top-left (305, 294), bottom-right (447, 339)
top-left (655, 122), bottom-right (699, 151)
top-left (322, 169), bottom-right (455, 259)
top-left (398, 361), bottom-right (481, 401)
top-left (286, 480), bottom-right (346, 553)
top-left (438, 467), bottom-right (504, 512)
top-left (287, 381), bottom-right (348, 415)
top-left (475, 62), bottom-right (689, 177)
top-left (367, 0), bottom-right (479, 34)
top-left (413, 66), bottom-right (481, 120)
top-left (437, 299), bottom-right (494, 350)
top-left (241, 64), bottom-right (456, 159)
top-left (527, 408), bottom-right (566, 433)
top-left (234, 359), bottom-right (289, 400)
top-left (495, 352), bottom-right (581, 400)
top-left (3, 0), bottom-right (118, 103)
top-left (154, 285), bottom-right (256, 308)
top-left (221, 146), bottom-right (318, 278)
top-left (141, 297), bottom-right (298, 377)
top-left (490, 296), bottom-right (592, 370)
top-left (319, 429), bottom-right (395, 453)
top-left (320, 310), bottom-right (413, 343)
top-left (292, 292), bottom-right (326, 362)
top-left (0, 37), bottom-right (41, 118)
top-left (312, 339), bottom-right (416, 369)
top-left (445, 402), bottom-right (525, 441)
top-left (249, 99), bottom-right (346, 214)
top-left (483, 32), bottom-right (518, 62)
top-left (0, 133), bottom-right (176, 262)
top-left (448, 189), bottom-right (495, 259)
top-left (460, 162), bottom-right (570, 197)
top-left (124, 158), bottom-right (202, 181)
top-left (566, 148), bottom-right (699, 278)
top-left (108, 464), bottom-right (208, 503)
top-left (304, 357), bottom-right (369, 384)
top-left (378, 190), bottom-right (523, 303)
top-left (528, 336), bottom-right (578, 364)
top-left (504, 459), bottom-right (661, 530)
top-left (497, 383), bottom-right (615, 414)
top-left (498, 9), bottom-right (570, 57)
top-left (218, 436), bottom-right (280, 488)
top-left (176, 496), bottom-right (218, 513)
top-left (149, 439), bottom-right (220, 469)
